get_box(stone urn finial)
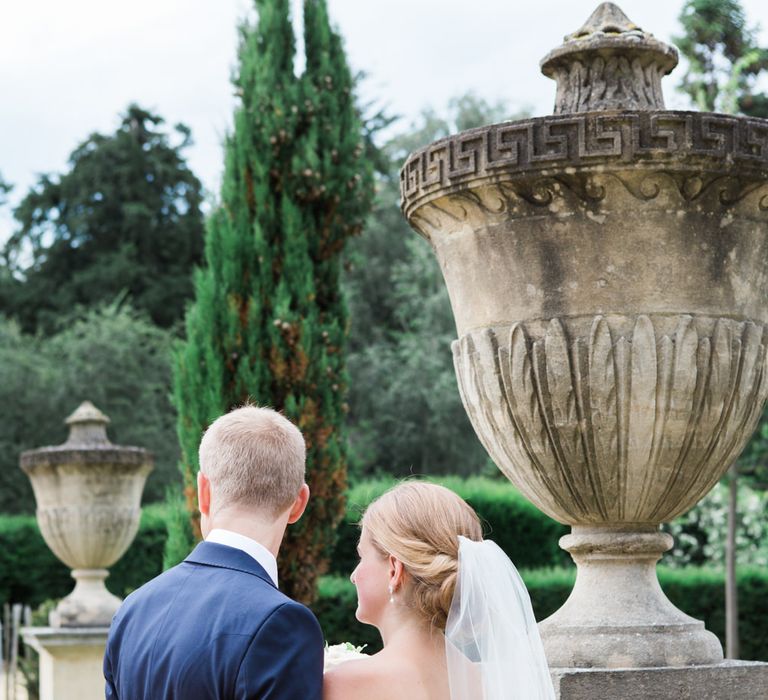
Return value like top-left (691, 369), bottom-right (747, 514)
top-left (540, 2), bottom-right (678, 113)
top-left (65, 401), bottom-right (111, 445)
top-left (21, 402), bottom-right (153, 627)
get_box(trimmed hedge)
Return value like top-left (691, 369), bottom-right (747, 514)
top-left (3, 481), bottom-right (767, 664)
top-left (0, 514), bottom-right (70, 608)
top-left (2, 475), bottom-right (562, 604)
top-left (315, 567), bottom-right (768, 662)
top-left (330, 476), bottom-right (569, 576)
top-left (0, 477), bottom-right (565, 612)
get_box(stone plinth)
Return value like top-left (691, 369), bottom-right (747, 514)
top-left (21, 627), bottom-right (108, 700)
top-left (551, 661), bottom-right (768, 699)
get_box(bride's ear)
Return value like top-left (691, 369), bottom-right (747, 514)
top-left (388, 555), bottom-right (405, 592)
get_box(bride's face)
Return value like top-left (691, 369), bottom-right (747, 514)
top-left (351, 527), bottom-right (391, 626)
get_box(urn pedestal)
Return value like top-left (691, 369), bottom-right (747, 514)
top-left (402, 1), bottom-right (768, 687)
top-left (22, 628), bottom-right (110, 700)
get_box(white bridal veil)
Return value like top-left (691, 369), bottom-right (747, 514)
top-left (445, 537), bottom-right (555, 700)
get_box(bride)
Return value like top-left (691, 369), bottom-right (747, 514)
top-left (324, 482), bottom-right (555, 699)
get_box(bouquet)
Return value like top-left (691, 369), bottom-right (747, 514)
top-left (324, 642), bottom-right (368, 670)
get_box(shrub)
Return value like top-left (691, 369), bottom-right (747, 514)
top-left (0, 515), bottom-right (70, 608)
top-left (665, 482), bottom-right (768, 568)
top-left (660, 565), bottom-right (768, 662)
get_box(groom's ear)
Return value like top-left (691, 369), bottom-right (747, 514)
top-left (198, 471), bottom-right (211, 517)
top-left (286, 483), bottom-right (310, 525)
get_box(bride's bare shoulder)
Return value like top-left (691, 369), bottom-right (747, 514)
top-left (324, 655), bottom-right (399, 700)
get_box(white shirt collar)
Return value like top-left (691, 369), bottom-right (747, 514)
top-left (205, 528), bottom-right (279, 587)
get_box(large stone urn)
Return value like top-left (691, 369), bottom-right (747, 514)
top-left (402, 2), bottom-right (768, 673)
top-left (21, 401), bottom-right (153, 627)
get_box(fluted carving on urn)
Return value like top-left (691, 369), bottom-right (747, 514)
top-left (454, 315), bottom-right (768, 525)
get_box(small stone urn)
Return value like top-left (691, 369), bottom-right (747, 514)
top-left (21, 401), bottom-right (153, 627)
top-left (402, 2), bottom-right (768, 670)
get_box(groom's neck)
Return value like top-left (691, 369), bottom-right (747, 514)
top-left (204, 506), bottom-right (288, 559)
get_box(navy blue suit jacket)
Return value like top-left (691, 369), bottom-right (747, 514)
top-left (104, 541), bottom-right (324, 699)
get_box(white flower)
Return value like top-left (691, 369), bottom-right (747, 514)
top-left (324, 642), bottom-right (368, 670)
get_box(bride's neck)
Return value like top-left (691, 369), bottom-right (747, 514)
top-left (378, 612), bottom-right (443, 652)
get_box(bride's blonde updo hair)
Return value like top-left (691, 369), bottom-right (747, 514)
top-left (361, 482), bottom-right (483, 631)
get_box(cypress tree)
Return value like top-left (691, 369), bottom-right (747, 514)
top-left (171, 0), bottom-right (372, 603)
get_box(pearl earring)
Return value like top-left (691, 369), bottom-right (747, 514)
top-left (388, 585), bottom-right (394, 604)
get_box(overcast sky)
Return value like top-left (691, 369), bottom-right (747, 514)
top-left (1, 0), bottom-right (766, 240)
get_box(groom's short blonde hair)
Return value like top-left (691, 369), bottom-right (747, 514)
top-left (198, 405), bottom-right (306, 517)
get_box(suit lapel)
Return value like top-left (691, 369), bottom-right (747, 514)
top-left (185, 541), bottom-right (277, 588)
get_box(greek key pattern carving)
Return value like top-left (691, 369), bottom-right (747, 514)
top-left (402, 112), bottom-right (768, 216)
top-left (453, 315), bottom-right (768, 525)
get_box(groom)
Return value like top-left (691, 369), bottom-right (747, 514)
top-left (104, 406), bottom-right (324, 699)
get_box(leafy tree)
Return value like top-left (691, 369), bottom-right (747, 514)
top-left (171, 0), bottom-right (373, 603)
top-left (1, 105), bottom-right (205, 333)
top-left (46, 302), bottom-right (180, 501)
top-left (673, 0), bottom-right (768, 489)
top-left (675, 0), bottom-right (768, 117)
top-left (674, 0), bottom-right (768, 658)
top-left (0, 173), bottom-right (10, 207)
top-left (674, 0), bottom-right (768, 490)
top-left (345, 94), bottom-right (526, 478)
top-left (665, 481), bottom-right (768, 569)
top-left (0, 302), bottom-right (179, 513)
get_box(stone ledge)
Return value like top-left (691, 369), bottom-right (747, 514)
top-left (551, 661), bottom-right (768, 700)
top-left (21, 626), bottom-right (109, 651)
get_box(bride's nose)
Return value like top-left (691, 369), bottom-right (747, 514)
top-left (350, 568), bottom-right (357, 585)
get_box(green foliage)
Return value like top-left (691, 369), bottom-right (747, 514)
top-left (315, 567), bottom-right (768, 661)
top-left (1, 105), bottom-right (205, 333)
top-left (660, 566), bottom-right (768, 661)
top-left (161, 490), bottom-right (195, 570)
top-left (329, 476), bottom-right (568, 576)
top-left (675, 0), bottom-right (768, 116)
top-left (344, 95), bottom-right (529, 479)
top-left (665, 481), bottom-right (768, 568)
top-left (0, 514), bottom-right (70, 607)
top-left (171, 0), bottom-right (373, 604)
top-left (0, 303), bottom-right (179, 512)
top-left (0, 172), bottom-right (10, 207)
